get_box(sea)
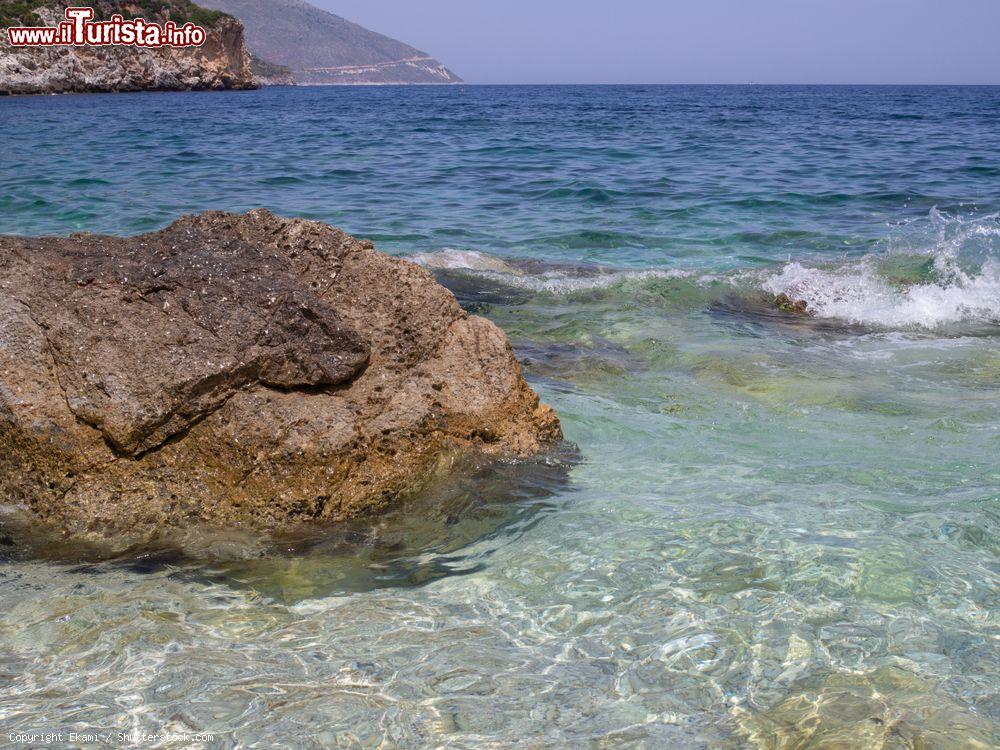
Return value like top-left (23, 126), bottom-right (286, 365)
top-left (1, 85), bottom-right (998, 748)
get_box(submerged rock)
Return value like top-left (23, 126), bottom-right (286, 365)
top-left (0, 210), bottom-right (561, 539)
top-left (773, 293), bottom-right (809, 314)
top-left (735, 666), bottom-right (996, 750)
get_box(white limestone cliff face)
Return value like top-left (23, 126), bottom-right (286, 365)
top-left (0, 5), bottom-right (256, 95)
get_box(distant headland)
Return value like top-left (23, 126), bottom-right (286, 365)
top-left (0, 0), bottom-right (461, 95)
top-left (197, 0), bottom-right (463, 85)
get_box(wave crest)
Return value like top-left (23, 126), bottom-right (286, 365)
top-left (761, 260), bottom-right (1000, 329)
top-left (762, 211), bottom-right (1000, 329)
top-left (408, 211), bottom-right (1000, 331)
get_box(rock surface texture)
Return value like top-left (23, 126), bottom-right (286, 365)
top-left (0, 210), bottom-right (561, 536)
top-left (0, 3), bottom-right (256, 95)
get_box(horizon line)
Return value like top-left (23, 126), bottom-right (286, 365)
top-left (290, 82), bottom-right (1000, 88)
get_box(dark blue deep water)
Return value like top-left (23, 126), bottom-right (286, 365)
top-left (1, 86), bottom-right (998, 747)
top-left (4, 86), bottom-right (1000, 263)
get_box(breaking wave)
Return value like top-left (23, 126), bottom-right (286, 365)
top-left (760, 259), bottom-right (1000, 329)
top-left (409, 211), bottom-right (1000, 331)
top-left (761, 210), bottom-right (1000, 329)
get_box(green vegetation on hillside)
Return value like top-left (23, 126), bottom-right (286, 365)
top-left (0, 1), bottom-right (229, 29)
top-left (0, 1), bottom-right (48, 27)
top-left (111, 2), bottom-right (228, 27)
top-left (249, 54), bottom-right (292, 79)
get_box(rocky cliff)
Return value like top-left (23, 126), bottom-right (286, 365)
top-left (197, 0), bottom-right (462, 85)
top-left (249, 52), bottom-right (294, 86)
top-left (0, 1), bottom-right (256, 94)
top-left (0, 210), bottom-right (560, 541)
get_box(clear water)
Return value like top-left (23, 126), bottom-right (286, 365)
top-left (1, 86), bottom-right (998, 748)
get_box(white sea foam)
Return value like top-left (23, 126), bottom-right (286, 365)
top-left (497, 267), bottom-right (694, 293)
top-left (762, 259), bottom-right (1000, 328)
top-left (410, 212), bottom-right (1000, 327)
top-left (762, 210), bottom-right (1000, 330)
top-left (408, 248), bottom-right (521, 274)
top-left (409, 249), bottom-right (694, 293)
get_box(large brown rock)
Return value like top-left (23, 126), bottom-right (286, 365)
top-left (0, 210), bottom-right (561, 538)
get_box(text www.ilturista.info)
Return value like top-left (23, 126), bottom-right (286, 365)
top-left (5, 6), bottom-right (206, 48)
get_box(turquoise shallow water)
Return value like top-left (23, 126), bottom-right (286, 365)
top-left (1, 86), bottom-right (998, 748)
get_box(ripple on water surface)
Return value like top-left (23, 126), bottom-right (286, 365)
top-left (0, 85), bottom-right (998, 747)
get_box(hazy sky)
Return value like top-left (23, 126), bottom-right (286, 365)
top-left (315, 0), bottom-right (1000, 85)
